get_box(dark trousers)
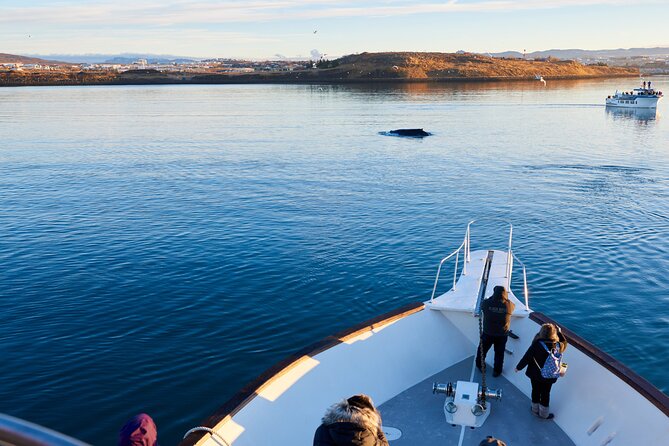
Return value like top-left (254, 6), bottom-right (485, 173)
top-left (531, 379), bottom-right (554, 406)
top-left (475, 332), bottom-right (508, 374)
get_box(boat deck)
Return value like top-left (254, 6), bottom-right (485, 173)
top-left (379, 356), bottom-right (575, 446)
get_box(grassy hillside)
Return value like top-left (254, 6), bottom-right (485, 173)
top-left (0, 52), bottom-right (638, 86)
top-left (317, 52), bottom-right (638, 80)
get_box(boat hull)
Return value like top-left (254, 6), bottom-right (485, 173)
top-left (605, 96), bottom-right (660, 109)
top-left (181, 300), bottom-right (669, 446)
top-left (181, 239), bottom-right (669, 446)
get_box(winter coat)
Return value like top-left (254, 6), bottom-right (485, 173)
top-left (313, 422), bottom-right (387, 446)
top-left (516, 331), bottom-right (567, 383)
top-left (481, 287), bottom-right (515, 336)
top-left (313, 398), bottom-right (389, 446)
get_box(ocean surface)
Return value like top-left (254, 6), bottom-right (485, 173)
top-left (1, 78), bottom-right (668, 444)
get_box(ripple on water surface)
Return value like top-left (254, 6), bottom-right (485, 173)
top-left (0, 80), bottom-right (668, 445)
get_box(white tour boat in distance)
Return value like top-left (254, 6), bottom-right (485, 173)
top-left (606, 83), bottom-right (663, 109)
top-left (179, 221), bottom-right (669, 446)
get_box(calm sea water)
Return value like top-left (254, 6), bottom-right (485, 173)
top-left (1, 78), bottom-right (668, 444)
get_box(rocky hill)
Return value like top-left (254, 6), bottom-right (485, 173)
top-left (309, 52), bottom-right (638, 81)
top-left (0, 52), bottom-right (638, 87)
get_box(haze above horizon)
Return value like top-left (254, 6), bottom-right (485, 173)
top-left (3, 0), bottom-right (668, 59)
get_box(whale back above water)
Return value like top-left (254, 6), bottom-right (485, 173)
top-left (385, 128), bottom-right (431, 137)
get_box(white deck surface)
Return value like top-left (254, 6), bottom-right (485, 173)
top-left (426, 250), bottom-right (486, 313)
top-left (379, 356), bottom-right (576, 446)
top-left (487, 250), bottom-right (529, 315)
top-left (427, 250), bottom-right (529, 316)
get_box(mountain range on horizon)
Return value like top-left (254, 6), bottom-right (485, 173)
top-left (488, 46), bottom-right (669, 59)
top-left (22, 53), bottom-right (199, 64)
top-left (4, 46), bottom-right (668, 65)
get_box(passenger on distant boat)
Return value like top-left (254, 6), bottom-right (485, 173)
top-left (515, 323), bottom-right (568, 420)
top-left (118, 413), bottom-right (159, 446)
top-left (313, 394), bottom-right (389, 446)
top-left (475, 286), bottom-right (515, 377)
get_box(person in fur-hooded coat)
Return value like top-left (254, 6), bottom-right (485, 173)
top-left (313, 394), bottom-right (389, 446)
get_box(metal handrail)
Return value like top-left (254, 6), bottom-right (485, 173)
top-left (429, 239), bottom-right (466, 302)
top-left (431, 221), bottom-right (530, 310)
top-left (465, 219), bottom-right (513, 279)
top-left (511, 250), bottom-right (530, 310)
top-left (0, 413), bottom-right (90, 446)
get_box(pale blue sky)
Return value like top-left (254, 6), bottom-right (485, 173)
top-left (2, 0), bottom-right (668, 58)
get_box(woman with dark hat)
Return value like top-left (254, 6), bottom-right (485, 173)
top-left (118, 413), bottom-right (159, 446)
top-left (313, 394), bottom-right (389, 446)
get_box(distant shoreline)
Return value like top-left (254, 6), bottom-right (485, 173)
top-left (0, 72), bottom-right (640, 88)
top-left (1, 51), bottom-right (641, 87)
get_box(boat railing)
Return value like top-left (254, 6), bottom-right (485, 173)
top-left (0, 413), bottom-right (90, 446)
top-left (465, 219), bottom-right (513, 281)
top-left (511, 250), bottom-right (530, 310)
top-left (430, 220), bottom-right (529, 309)
top-left (429, 238), bottom-right (467, 302)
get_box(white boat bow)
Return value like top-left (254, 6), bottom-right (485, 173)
top-left (181, 223), bottom-right (669, 446)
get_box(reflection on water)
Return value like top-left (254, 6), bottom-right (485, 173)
top-left (308, 78), bottom-right (624, 96)
top-left (605, 106), bottom-right (658, 124)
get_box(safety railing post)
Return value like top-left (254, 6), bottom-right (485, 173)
top-left (466, 224), bottom-right (472, 263)
top-left (505, 225), bottom-right (513, 279)
top-left (453, 250), bottom-right (459, 290)
top-left (463, 231), bottom-right (468, 275)
top-left (430, 261), bottom-right (444, 303)
top-left (510, 250), bottom-right (530, 311)
top-left (506, 255), bottom-right (511, 289)
top-left (523, 266), bottom-right (529, 310)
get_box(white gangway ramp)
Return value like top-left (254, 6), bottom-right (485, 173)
top-left (486, 249), bottom-right (530, 316)
top-left (426, 249), bottom-right (529, 317)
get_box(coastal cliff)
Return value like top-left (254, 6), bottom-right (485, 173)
top-left (0, 52), bottom-right (638, 86)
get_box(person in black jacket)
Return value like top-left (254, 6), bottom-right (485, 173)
top-left (313, 394), bottom-right (389, 446)
top-left (515, 323), bottom-right (567, 419)
top-left (475, 286), bottom-right (515, 377)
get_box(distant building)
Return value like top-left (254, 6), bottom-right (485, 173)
top-left (133, 59), bottom-right (149, 69)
